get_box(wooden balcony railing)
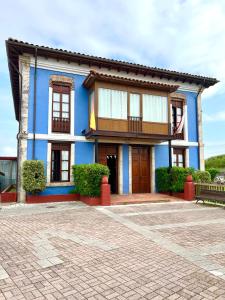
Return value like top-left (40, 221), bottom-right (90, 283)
top-left (128, 116), bottom-right (142, 133)
top-left (52, 117), bottom-right (70, 133)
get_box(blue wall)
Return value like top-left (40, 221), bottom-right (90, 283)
top-left (189, 146), bottom-right (199, 169)
top-left (28, 67), bottom-right (88, 135)
top-left (155, 145), bottom-right (169, 169)
top-left (27, 139), bottom-right (48, 172)
top-left (39, 186), bottom-right (74, 195)
top-left (75, 142), bottom-right (94, 164)
top-left (122, 145), bottom-right (129, 194)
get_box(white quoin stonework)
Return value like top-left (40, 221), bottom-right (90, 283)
top-left (197, 90), bottom-right (205, 171)
top-left (17, 55), bottom-right (30, 203)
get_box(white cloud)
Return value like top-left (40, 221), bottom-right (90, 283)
top-left (203, 111), bottom-right (225, 122)
top-left (0, 0), bottom-right (225, 157)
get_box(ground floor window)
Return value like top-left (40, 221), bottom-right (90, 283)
top-left (173, 148), bottom-right (185, 167)
top-left (51, 143), bottom-right (71, 182)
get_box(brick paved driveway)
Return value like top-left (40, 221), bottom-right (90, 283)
top-left (0, 201), bottom-right (225, 300)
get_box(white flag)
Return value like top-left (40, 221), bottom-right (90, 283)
top-left (175, 111), bottom-right (185, 134)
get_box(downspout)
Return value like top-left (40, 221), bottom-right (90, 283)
top-left (196, 82), bottom-right (205, 170)
top-left (32, 47), bottom-right (38, 160)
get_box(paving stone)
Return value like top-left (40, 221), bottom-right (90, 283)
top-left (0, 202), bottom-right (225, 299)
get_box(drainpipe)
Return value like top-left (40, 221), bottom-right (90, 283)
top-left (197, 82), bottom-right (205, 170)
top-left (32, 47), bottom-right (38, 160)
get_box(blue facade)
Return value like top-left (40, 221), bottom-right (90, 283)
top-left (122, 145), bottom-right (129, 194)
top-left (26, 66), bottom-right (200, 195)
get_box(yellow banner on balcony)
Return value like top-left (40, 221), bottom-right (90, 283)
top-left (90, 99), bottom-right (96, 130)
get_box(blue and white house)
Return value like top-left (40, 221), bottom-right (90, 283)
top-left (6, 39), bottom-right (218, 202)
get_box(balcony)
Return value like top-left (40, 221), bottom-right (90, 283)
top-left (52, 117), bottom-right (70, 133)
top-left (128, 116), bottom-right (142, 133)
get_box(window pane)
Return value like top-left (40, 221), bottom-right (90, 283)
top-left (53, 93), bottom-right (60, 102)
top-left (130, 94), bottom-right (140, 117)
top-left (62, 94), bottom-right (69, 103)
top-left (62, 161), bottom-right (69, 170)
top-left (177, 108), bottom-right (182, 115)
top-left (62, 150), bottom-right (69, 160)
top-left (53, 102), bottom-right (60, 111)
top-left (62, 103), bottom-right (69, 112)
top-left (178, 154), bottom-right (183, 163)
top-left (53, 112), bottom-right (60, 118)
top-left (62, 112), bottom-right (69, 119)
top-left (143, 95), bottom-right (168, 123)
top-left (61, 171), bottom-right (69, 181)
top-left (111, 90), bottom-right (127, 119)
top-left (98, 88), bottom-right (111, 118)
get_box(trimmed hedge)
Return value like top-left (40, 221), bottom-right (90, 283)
top-left (22, 160), bottom-right (46, 194)
top-left (73, 163), bottom-right (110, 197)
top-left (193, 170), bottom-right (211, 183)
top-left (156, 167), bottom-right (194, 193)
top-left (206, 168), bottom-right (219, 182)
top-left (155, 167), bottom-right (170, 192)
top-left (156, 167), bottom-right (214, 193)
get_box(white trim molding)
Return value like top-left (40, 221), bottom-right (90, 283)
top-left (161, 140), bottom-right (198, 147)
top-left (185, 148), bottom-right (190, 168)
top-left (151, 146), bottom-right (156, 193)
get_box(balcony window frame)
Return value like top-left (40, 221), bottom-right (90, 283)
top-left (50, 142), bottom-right (71, 183)
top-left (52, 84), bottom-right (71, 133)
top-left (173, 147), bottom-right (185, 167)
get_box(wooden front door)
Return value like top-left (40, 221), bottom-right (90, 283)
top-left (98, 144), bottom-right (118, 194)
top-left (132, 146), bottom-right (150, 193)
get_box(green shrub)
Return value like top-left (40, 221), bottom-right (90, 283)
top-left (206, 168), bottom-right (219, 182)
top-left (73, 163), bottom-right (110, 197)
top-left (170, 167), bottom-right (195, 192)
top-left (22, 160), bottom-right (46, 194)
top-left (155, 167), bottom-right (170, 192)
top-left (193, 170), bottom-right (211, 183)
top-left (156, 166), bottom-right (194, 193)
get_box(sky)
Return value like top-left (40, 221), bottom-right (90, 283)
top-left (0, 0), bottom-right (225, 158)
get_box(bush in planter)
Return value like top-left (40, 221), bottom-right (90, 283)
top-left (22, 160), bottom-right (46, 194)
top-left (193, 170), bottom-right (211, 183)
top-left (206, 168), bottom-right (219, 182)
top-left (170, 167), bottom-right (195, 192)
top-left (156, 166), bottom-right (194, 193)
top-left (73, 163), bottom-right (110, 197)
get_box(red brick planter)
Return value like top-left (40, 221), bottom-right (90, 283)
top-left (160, 192), bottom-right (185, 199)
top-left (80, 195), bottom-right (101, 206)
top-left (1, 185), bottom-right (17, 203)
top-left (26, 193), bottom-right (79, 204)
top-left (1, 191), bottom-right (17, 203)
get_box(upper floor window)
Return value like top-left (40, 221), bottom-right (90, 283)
top-left (172, 99), bottom-right (184, 139)
top-left (143, 94), bottom-right (168, 123)
top-left (98, 88), bottom-right (127, 119)
top-left (52, 84), bottom-right (70, 133)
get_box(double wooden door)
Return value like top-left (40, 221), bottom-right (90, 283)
top-left (132, 146), bottom-right (150, 193)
